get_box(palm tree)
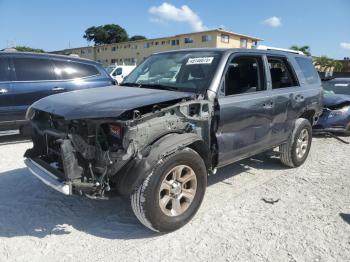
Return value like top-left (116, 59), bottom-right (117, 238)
top-left (290, 45), bottom-right (311, 56)
top-left (313, 56), bottom-right (332, 72)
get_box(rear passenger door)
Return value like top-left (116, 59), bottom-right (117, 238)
top-left (216, 54), bottom-right (274, 166)
top-left (266, 56), bottom-right (301, 144)
top-left (0, 56), bottom-right (15, 129)
top-left (11, 57), bottom-right (59, 121)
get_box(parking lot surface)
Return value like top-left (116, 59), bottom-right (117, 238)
top-left (0, 135), bottom-right (349, 262)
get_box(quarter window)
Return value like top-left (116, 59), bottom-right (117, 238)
top-left (0, 58), bottom-right (10, 81)
top-left (224, 56), bottom-right (266, 96)
top-left (295, 57), bottom-right (320, 85)
top-left (53, 60), bottom-right (99, 80)
top-left (13, 58), bottom-right (56, 81)
top-left (267, 57), bottom-right (298, 89)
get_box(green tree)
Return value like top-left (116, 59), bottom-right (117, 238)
top-left (313, 56), bottom-right (343, 72)
top-left (129, 35), bottom-right (147, 41)
top-left (14, 46), bottom-right (45, 53)
top-left (83, 24), bottom-right (128, 45)
top-left (290, 45), bottom-right (311, 56)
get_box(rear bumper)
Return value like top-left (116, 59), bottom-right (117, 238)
top-left (25, 158), bottom-right (72, 195)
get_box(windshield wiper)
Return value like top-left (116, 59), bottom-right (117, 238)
top-left (138, 84), bottom-right (179, 91)
top-left (119, 82), bottom-right (141, 87)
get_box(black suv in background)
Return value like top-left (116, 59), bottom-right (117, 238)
top-left (25, 48), bottom-right (322, 232)
top-left (0, 52), bottom-right (114, 134)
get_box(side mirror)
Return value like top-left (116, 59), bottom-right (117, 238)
top-left (112, 72), bottom-right (117, 76)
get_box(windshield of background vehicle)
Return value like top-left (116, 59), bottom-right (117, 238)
top-left (123, 51), bottom-right (223, 93)
top-left (322, 80), bottom-right (350, 96)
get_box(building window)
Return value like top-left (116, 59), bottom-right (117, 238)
top-left (111, 59), bottom-right (116, 64)
top-left (221, 34), bottom-right (229, 43)
top-left (97, 48), bottom-right (100, 53)
top-left (202, 35), bottom-right (212, 42)
top-left (111, 47), bottom-right (116, 51)
top-left (161, 41), bottom-right (166, 45)
top-left (132, 44), bottom-right (138, 49)
top-left (252, 41), bottom-right (258, 48)
top-left (131, 58), bottom-right (136, 64)
top-left (171, 39), bottom-right (179, 46)
top-left (81, 50), bottom-right (85, 54)
top-left (240, 38), bottom-right (247, 48)
top-left (144, 43), bottom-right (150, 48)
top-left (184, 37), bottom-right (193, 44)
top-left (155, 41), bottom-right (159, 45)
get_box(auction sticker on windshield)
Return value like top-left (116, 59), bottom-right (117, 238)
top-left (186, 57), bottom-right (214, 65)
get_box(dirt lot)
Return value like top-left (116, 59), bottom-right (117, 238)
top-left (0, 135), bottom-right (349, 262)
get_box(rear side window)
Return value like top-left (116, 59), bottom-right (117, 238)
top-left (267, 57), bottom-right (298, 89)
top-left (53, 60), bottom-right (99, 80)
top-left (13, 58), bottom-right (56, 81)
top-left (0, 58), bottom-right (10, 81)
top-left (295, 57), bottom-right (320, 85)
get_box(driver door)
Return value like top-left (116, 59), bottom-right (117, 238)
top-left (216, 54), bottom-right (274, 167)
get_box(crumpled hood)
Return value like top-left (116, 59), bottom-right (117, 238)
top-left (323, 93), bottom-right (350, 108)
top-left (29, 85), bottom-right (193, 120)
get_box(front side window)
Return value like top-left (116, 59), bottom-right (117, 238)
top-left (295, 57), bottom-right (320, 85)
top-left (123, 51), bottom-right (223, 93)
top-left (0, 58), bottom-right (10, 82)
top-left (13, 58), bottom-right (56, 81)
top-left (224, 56), bottom-right (266, 96)
top-left (53, 60), bottom-right (99, 80)
top-left (221, 34), bottom-right (229, 43)
top-left (267, 57), bottom-right (298, 89)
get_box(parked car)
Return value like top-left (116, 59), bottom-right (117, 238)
top-left (24, 48), bottom-right (322, 232)
top-left (313, 80), bottom-right (350, 135)
top-left (105, 64), bottom-right (136, 84)
top-left (0, 51), bottom-right (114, 134)
top-left (322, 78), bottom-right (350, 96)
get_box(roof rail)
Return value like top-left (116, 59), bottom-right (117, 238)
top-left (257, 45), bottom-right (305, 55)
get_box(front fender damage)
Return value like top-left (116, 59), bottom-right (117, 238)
top-left (25, 99), bottom-right (214, 198)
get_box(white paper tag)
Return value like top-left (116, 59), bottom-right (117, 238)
top-left (186, 57), bottom-right (214, 65)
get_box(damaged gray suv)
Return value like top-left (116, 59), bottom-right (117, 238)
top-left (24, 48), bottom-right (323, 232)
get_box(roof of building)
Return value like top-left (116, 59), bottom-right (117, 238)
top-left (52, 28), bottom-right (263, 52)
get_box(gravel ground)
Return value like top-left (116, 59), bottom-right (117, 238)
top-left (0, 135), bottom-right (349, 262)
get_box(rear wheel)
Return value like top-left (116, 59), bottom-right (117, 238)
top-left (131, 147), bottom-right (207, 233)
top-left (280, 118), bottom-right (312, 167)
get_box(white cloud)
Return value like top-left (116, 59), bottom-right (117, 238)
top-left (340, 42), bottom-right (350, 50)
top-left (263, 16), bottom-right (282, 27)
top-left (149, 2), bottom-right (208, 31)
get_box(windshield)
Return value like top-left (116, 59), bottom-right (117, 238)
top-left (122, 51), bottom-right (222, 93)
top-left (105, 66), bottom-right (115, 74)
top-left (322, 80), bottom-right (350, 96)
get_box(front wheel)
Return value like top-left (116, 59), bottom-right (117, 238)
top-left (131, 148), bottom-right (207, 233)
top-left (280, 118), bottom-right (312, 167)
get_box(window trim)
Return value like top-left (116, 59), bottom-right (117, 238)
top-left (266, 55), bottom-right (300, 89)
top-left (0, 57), bottom-right (12, 83)
top-left (218, 53), bottom-right (267, 97)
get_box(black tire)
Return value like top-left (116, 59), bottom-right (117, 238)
top-left (131, 147), bottom-right (207, 233)
top-left (280, 118), bottom-right (312, 167)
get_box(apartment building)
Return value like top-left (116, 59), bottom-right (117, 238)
top-left (53, 28), bottom-right (262, 66)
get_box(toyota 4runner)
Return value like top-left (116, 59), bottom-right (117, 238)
top-left (24, 48), bottom-right (323, 232)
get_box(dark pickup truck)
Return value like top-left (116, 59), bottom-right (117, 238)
top-left (24, 48), bottom-right (323, 232)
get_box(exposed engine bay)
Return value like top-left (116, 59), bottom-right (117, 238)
top-left (25, 98), bottom-right (215, 199)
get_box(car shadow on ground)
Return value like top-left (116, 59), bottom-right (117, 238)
top-left (0, 134), bottom-right (30, 146)
top-left (339, 213), bottom-right (350, 225)
top-left (0, 153), bottom-right (285, 240)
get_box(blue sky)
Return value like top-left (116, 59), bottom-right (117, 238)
top-left (0, 0), bottom-right (349, 58)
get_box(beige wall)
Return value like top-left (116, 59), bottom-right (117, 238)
top-left (54, 30), bottom-right (261, 66)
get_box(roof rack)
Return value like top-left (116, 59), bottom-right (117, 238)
top-left (257, 45), bottom-right (305, 55)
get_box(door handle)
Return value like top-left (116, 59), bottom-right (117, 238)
top-left (0, 88), bottom-right (8, 94)
top-left (52, 87), bottom-right (65, 91)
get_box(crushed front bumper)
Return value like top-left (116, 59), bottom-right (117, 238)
top-left (25, 158), bottom-right (72, 195)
